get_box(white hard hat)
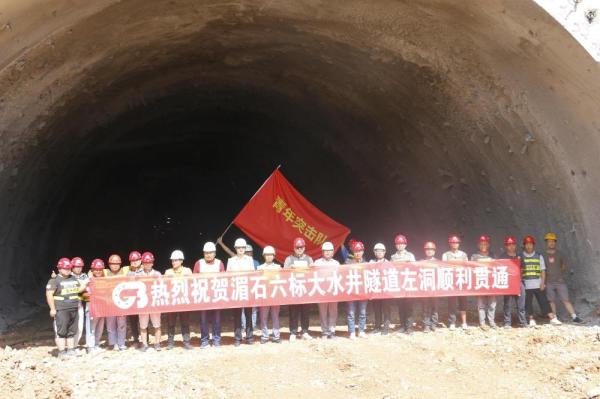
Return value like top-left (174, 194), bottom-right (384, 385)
top-left (245, 244), bottom-right (253, 252)
top-left (263, 245), bottom-right (276, 255)
top-left (170, 250), bottom-right (185, 260)
top-left (321, 242), bottom-right (334, 251)
top-left (203, 242), bottom-right (216, 252)
top-left (234, 238), bottom-right (247, 248)
top-left (374, 243), bottom-right (386, 251)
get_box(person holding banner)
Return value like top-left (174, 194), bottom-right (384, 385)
top-left (258, 246), bottom-right (282, 344)
top-left (500, 236), bottom-right (527, 328)
top-left (370, 243), bottom-right (391, 336)
top-left (164, 250), bottom-right (193, 350)
top-left (421, 242), bottom-right (439, 333)
top-left (346, 241), bottom-right (367, 339)
top-left (471, 236), bottom-right (498, 330)
top-left (105, 255), bottom-right (128, 351)
top-left (133, 252), bottom-right (163, 351)
top-left (70, 257), bottom-right (90, 349)
top-left (125, 251), bottom-right (143, 347)
top-left (442, 235), bottom-right (469, 330)
top-left (194, 242), bottom-right (225, 348)
top-left (390, 235), bottom-right (416, 334)
top-left (315, 242), bottom-right (340, 339)
top-left (226, 238), bottom-right (255, 346)
top-left (46, 258), bottom-right (89, 358)
top-left (88, 258), bottom-right (106, 353)
top-left (283, 237), bottom-right (314, 341)
top-left (520, 236), bottom-right (562, 327)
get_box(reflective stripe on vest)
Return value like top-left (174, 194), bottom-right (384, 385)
top-left (53, 295), bottom-right (80, 301)
top-left (521, 254), bottom-right (542, 280)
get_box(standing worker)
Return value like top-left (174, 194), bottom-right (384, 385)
top-left (442, 235), bottom-right (469, 330)
top-left (370, 243), bottom-right (391, 335)
top-left (134, 252), bottom-right (163, 351)
top-left (543, 232), bottom-right (583, 323)
top-left (46, 258), bottom-right (89, 358)
top-left (390, 235), bottom-right (416, 334)
top-left (314, 242), bottom-right (340, 339)
top-left (471, 235), bottom-right (498, 330)
top-left (258, 246), bottom-right (282, 344)
top-left (284, 237), bottom-right (315, 341)
top-left (521, 236), bottom-right (562, 326)
top-left (105, 254), bottom-right (127, 351)
top-left (226, 238), bottom-right (255, 346)
top-left (500, 236), bottom-right (527, 328)
top-left (164, 250), bottom-right (193, 350)
top-left (346, 241), bottom-right (367, 339)
top-left (193, 242), bottom-right (225, 348)
top-left (88, 258), bottom-right (106, 352)
top-left (126, 250), bottom-right (143, 347)
top-left (421, 242), bottom-right (439, 333)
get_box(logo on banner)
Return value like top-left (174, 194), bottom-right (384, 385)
top-left (113, 281), bottom-right (148, 310)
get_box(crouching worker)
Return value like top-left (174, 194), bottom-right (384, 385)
top-left (258, 246), bottom-right (282, 344)
top-left (46, 258), bottom-right (89, 358)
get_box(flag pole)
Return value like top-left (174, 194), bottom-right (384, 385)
top-left (216, 165), bottom-right (281, 241)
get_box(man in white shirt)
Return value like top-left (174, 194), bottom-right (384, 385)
top-left (314, 242), bottom-right (340, 339)
top-left (390, 235), bottom-right (416, 334)
top-left (227, 238), bottom-right (256, 346)
top-left (442, 235), bottom-right (469, 330)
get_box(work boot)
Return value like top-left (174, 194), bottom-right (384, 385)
top-left (166, 341), bottom-right (174, 350)
top-left (138, 344), bottom-right (148, 352)
top-left (572, 316), bottom-right (583, 323)
top-left (154, 343), bottom-right (161, 351)
top-left (57, 350), bottom-right (67, 359)
top-left (183, 342), bottom-right (193, 350)
top-left (65, 349), bottom-right (77, 358)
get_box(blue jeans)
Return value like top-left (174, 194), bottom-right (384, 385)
top-left (200, 310), bottom-right (221, 346)
top-left (346, 301), bottom-right (367, 333)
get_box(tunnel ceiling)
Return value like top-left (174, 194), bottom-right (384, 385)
top-left (0, 0), bottom-right (599, 318)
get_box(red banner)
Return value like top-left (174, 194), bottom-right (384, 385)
top-left (90, 260), bottom-right (521, 317)
top-left (232, 168), bottom-right (350, 263)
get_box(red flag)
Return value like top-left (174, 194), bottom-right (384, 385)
top-left (233, 168), bottom-right (350, 263)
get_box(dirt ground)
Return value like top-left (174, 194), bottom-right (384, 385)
top-left (1, 307), bottom-right (600, 399)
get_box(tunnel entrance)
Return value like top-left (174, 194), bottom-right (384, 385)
top-left (0, 0), bottom-right (599, 326)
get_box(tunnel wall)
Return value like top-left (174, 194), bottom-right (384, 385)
top-left (0, 0), bottom-right (599, 326)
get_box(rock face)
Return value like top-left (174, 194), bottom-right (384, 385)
top-left (0, 0), bottom-right (599, 323)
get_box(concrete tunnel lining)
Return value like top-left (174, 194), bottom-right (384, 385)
top-left (0, 0), bottom-right (599, 328)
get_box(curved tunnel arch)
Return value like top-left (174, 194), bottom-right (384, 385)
top-left (0, 0), bottom-right (599, 324)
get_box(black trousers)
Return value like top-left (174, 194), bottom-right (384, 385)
top-left (233, 308), bottom-right (253, 342)
top-left (128, 314), bottom-right (140, 342)
top-left (373, 299), bottom-right (392, 330)
top-left (167, 312), bottom-right (191, 343)
top-left (289, 304), bottom-right (310, 334)
top-left (525, 288), bottom-right (552, 317)
top-left (398, 298), bottom-right (414, 330)
top-left (56, 308), bottom-right (78, 338)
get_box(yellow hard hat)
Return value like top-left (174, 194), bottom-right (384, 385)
top-left (544, 232), bottom-right (557, 241)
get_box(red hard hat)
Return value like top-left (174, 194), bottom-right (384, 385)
top-left (423, 241), bottom-right (436, 250)
top-left (57, 257), bottom-right (72, 270)
top-left (141, 252), bottom-right (155, 263)
top-left (504, 236), bottom-right (517, 246)
top-left (478, 235), bottom-right (490, 244)
top-left (70, 257), bottom-right (84, 268)
top-left (394, 234), bottom-right (408, 245)
top-left (129, 251), bottom-right (142, 262)
top-left (351, 241), bottom-right (365, 252)
top-left (523, 236), bottom-right (536, 245)
top-left (448, 235), bottom-right (461, 244)
top-left (293, 237), bottom-right (306, 248)
top-left (108, 254), bottom-right (122, 265)
top-left (91, 259), bottom-right (105, 270)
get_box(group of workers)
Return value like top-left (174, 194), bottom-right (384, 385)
top-left (46, 231), bottom-right (583, 358)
